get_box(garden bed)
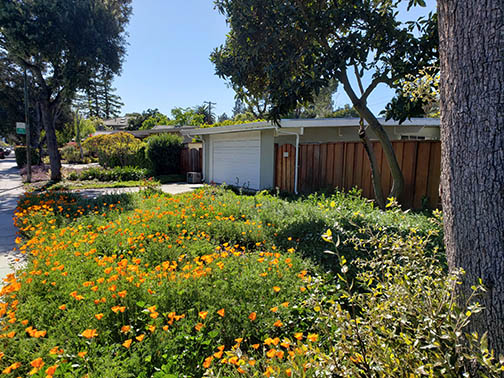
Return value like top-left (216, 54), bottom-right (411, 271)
top-left (2, 187), bottom-right (501, 377)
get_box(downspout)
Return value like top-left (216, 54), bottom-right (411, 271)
top-left (275, 128), bottom-right (302, 195)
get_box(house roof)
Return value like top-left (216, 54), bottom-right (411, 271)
top-left (91, 126), bottom-right (196, 141)
top-left (186, 117), bottom-right (440, 136)
top-left (103, 117), bottom-right (131, 129)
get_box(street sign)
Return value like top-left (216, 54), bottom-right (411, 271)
top-left (16, 122), bottom-right (26, 135)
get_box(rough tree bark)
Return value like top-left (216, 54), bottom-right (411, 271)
top-left (438, 0), bottom-right (504, 355)
top-left (40, 100), bottom-right (62, 181)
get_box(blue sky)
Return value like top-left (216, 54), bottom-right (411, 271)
top-left (113, 0), bottom-right (436, 119)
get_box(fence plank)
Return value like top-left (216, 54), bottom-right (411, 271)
top-left (413, 142), bottom-right (432, 209)
top-left (282, 145), bottom-right (288, 191)
top-left (334, 143), bottom-right (345, 189)
top-left (305, 144), bottom-right (314, 192)
top-left (354, 143), bottom-right (364, 190)
top-left (400, 142), bottom-right (418, 209)
top-left (312, 144), bottom-right (321, 190)
top-left (290, 144), bottom-right (296, 192)
top-left (320, 143), bottom-right (328, 188)
top-left (427, 142), bottom-right (441, 208)
top-left (344, 143), bottom-right (355, 191)
top-left (326, 143), bottom-right (335, 188)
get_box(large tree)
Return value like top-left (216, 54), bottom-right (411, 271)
top-left (380, 0), bottom-right (504, 357)
top-left (0, 0), bottom-right (132, 180)
top-left (437, 0), bottom-right (504, 355)
top-left (211, 0), bottom-right (437, 206)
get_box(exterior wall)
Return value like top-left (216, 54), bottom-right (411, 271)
top-left (275, 125), bottom-right (440, 146)
top-left (202, 135), bottom-right (211, 182)
top-left (260, 129), bottom-right (275, 189)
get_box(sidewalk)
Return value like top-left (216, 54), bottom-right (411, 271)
top-left (0, 156), bottom-right (26, 282)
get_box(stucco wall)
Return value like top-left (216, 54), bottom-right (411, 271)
top-left (260, 129), bottom-right (275, 189)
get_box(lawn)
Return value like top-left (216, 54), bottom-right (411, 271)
top-left (1, 187), bottom-right (500, 377)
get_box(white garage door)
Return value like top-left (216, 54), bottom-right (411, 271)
top-left (211, 131), bottom-right (261, 189)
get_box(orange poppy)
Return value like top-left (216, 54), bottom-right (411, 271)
top-left (122, 339), bottom-right (132, 348)
top-left (248, 312), bottom-right (257, 321)
top-left (217, 308), bottom-right (225, 317)
top-left (81, 329), bottom-right (98, 339)
top-left (198, 311), bottom-right (208, 320)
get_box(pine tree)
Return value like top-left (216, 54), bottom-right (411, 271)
top-left (75, 67), bottom-right (124, 119)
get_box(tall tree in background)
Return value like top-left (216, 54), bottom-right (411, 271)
top-left (0, 0), bottom-right (132, 180)
top-left (437, 0), bottom-right (504, 355)
top-left (211, 0), bottom-right (438, 207)
top-left (75, 66), bottom-right (124, 119)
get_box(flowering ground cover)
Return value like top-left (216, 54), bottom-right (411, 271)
top-left (1, 187), bottom-right (502, 377)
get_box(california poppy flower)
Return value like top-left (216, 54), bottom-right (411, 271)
top-left (81, 329), bottom-right (98, 339)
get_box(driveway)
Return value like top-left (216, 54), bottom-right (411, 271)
top-left (0, 156), bottom-right (25, 281)
top-left (74, 182), bottom-right (204, 198)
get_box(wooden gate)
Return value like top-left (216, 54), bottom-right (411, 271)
top-left (180, 148), bottom-right (202, 174)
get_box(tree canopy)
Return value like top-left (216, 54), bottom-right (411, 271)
top-left (0, 0), bottom-right (132, 180)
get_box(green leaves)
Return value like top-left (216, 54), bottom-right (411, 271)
top-left (212, 0), bottom-right (438, 123)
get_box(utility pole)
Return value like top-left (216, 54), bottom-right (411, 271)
top-left (203, 101), bottom-right (216, 123)
top-left (24, 67), bottom-right (31, 183)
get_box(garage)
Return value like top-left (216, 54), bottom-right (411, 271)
top-left (209, 131), bottom-right (261, 189)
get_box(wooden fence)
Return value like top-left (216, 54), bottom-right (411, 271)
top-left (275, 140), bottom-right (441, 209)
top-left (180, 148), bottom-right (202, 174)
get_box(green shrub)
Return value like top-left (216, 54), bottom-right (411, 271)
top-left (134, 143), bottom-right (152, 170)
top-left (70, 166), bottom-right (148, 182)
top-left (60, 143), bottom-right (83, 163)
top-left (82, 135), bottom-right (106, 157)
top-left (146, 133), bottom-right (183, 175)
top-left (14, 145), bottom-right (39, 167)
top-left (83, 132), bottom-right (143, 168)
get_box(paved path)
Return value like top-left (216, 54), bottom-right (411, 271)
top-left (0, 156), bottom-right (25, 281)
top-left (74, 182), bottom-right (204, 198)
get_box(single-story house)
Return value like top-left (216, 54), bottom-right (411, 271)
top-left (185, 117), bottom-right (440, 194)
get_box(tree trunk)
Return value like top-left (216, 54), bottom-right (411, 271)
top-left (339, 70), bottom-right (405, 201)
top-left (352, 102), bottom-right (404, 199)
top-left (359, 122), bottom-right (385, 209)
top-left (438, 0), bottom-right (504, 356)
top-left (40, 101), bottom-right (62, 181)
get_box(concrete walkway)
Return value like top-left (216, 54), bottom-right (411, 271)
top-left (74, 182), bottom-right (204, 198)
top-left (0, 156), bottom-right (25, 281)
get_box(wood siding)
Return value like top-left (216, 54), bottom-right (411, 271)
top-left (275, 141), bottom-right (441, 209)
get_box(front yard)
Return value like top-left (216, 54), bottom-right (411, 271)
top-left (1, 187), bottom-right (501, 377)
